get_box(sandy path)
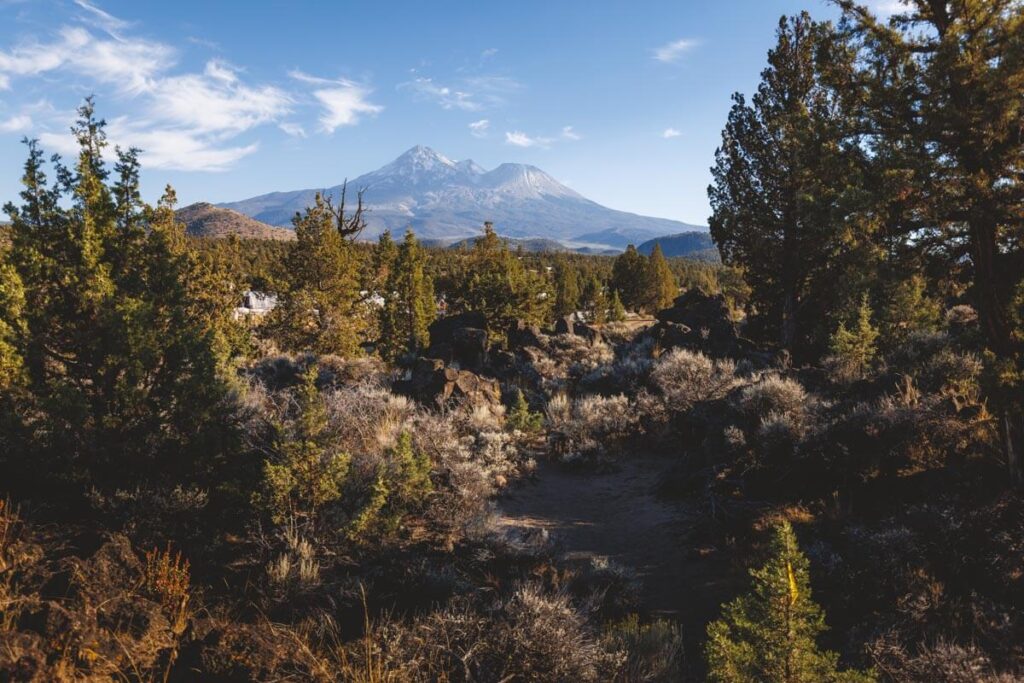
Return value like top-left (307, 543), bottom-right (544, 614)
top-left (496, 452), bottom-right (732, 659)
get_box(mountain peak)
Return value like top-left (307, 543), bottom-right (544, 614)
top-left (220, 148), bottom-right (703, 247)
top-left (392, 145), bottom-right (455, 169)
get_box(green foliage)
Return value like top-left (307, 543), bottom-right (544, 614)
top-left (349, 431), bottom-right (433, 540)
top-left (829, 296), bottom-right (879, 380)
top-left (611, 245), bottom-right (646, 312)
top-left (642, 243), bottom-right (677, 312)
top-left (270, 193), bottom-right (367, 356)
top-left (706, 521), bottom-right (874, 683)
top-left (581, 274), bottom-right (608, 324)
top-left (709, 13), bottom-right (868, 357)
top-left (378, 229), bottom-right (435, 361)
top-left (259, 366), bottom-right (350, 525)
top-left (553, 257), bottom-right (582, 319)
top-left (0, 100), bottom-right (233, 491)
top-left (507, 390), bottom-right (543, 433)
top-left (450, 223), bottom-right (549, 339)
top-left (609, 289), bottom-right (627, 322)
top-left (878, 274), bottom-right (941, 348)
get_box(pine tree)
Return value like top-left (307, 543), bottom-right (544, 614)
top-left (611, 245), bottom-right (646, 312)
top-left (642, 243), bottom-right (678, 312)
top-left (379, 229), bottom-right (435, 361)
top-left (609, 290), bottom-right (627, 322)
top-left (582, 274), bottom-right (608, 324)
top-left (829, 295), bottom-right (879, 380)
top-left (553, 258), bottom-right (581, 319)
top-left (507, 389), bottom-right (543, 433)
top-left (709, 14), bottom-right (866, 357)
top-left (271, 193), bottom-right (366, 356)
top-left (706, 521), bottom-right (874, 683)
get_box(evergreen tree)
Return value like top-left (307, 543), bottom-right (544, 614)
top-left (260, 365), bottom-right (350, 526)
top-left (706, 521), bottom-right (874, 683)
top-left (379, 229), bottom-right (435, 361)
top-left (553, 257), bottom-right (581, 319)
top-left (0, 100), bottom-right (232, 491)
top-left (453, 222), bottom-right (548, 338)
top-left (829, 295), bottom-right (879, 380)
top-left (611, 245), bottom-right (646, 312)
top-left (709, 13), bottom-right (866, 357)
top-left (609, 289), bottom-right (627, 322)
top-left (582, 274), bottom-right (608, 324)
top-left (507, 389), bottom-right (543, 433)
top-left (374, 229), bottom-right (397, 285)
top-left (839, 0), bottom-right (1024, 480)
top-left (271, 193), bottom-right (366, 356)
top-left (642, 243), bottom-right (678, 312)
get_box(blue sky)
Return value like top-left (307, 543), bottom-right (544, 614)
top-left (0, 0), bottom-right (900, 225)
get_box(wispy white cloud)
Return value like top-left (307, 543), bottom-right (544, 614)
top-left (0, 113), bottom-right (31, 132)
top-left (480, 48), bottom-right (498, 60)
top-left (73, 0), bottom-right (130, 35)
top-left (561, 125), bottom-right (580, 141)
top-left (469, 118), bottom-right (489, 138)
top-left (400, 76), bottom-right (480, 111)
top-left (0, 2), bottom-right (305, 171)
top-left (151, 62), bottom-right (291, 135)
top-left (402, 73), bottom-right (522, 112)
top-left (279, 121), bottom-right (306, 137)
top-left (0, 25), bottom-right (174, 94)
top-left (662, 127), bottom-right (681, 138)
top-left (653, 38), bottom-right (697, 63)
top-left (505, 130), bottom-right (551, 148)
top-left (290, 70), bottom-right (383, 132)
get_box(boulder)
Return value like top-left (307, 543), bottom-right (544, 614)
top-left (574, 322), bottom-right (603, 345)
top-left (508, 319), bottom-right (543, 349)
top-left (646, 289), bottom-right (739, 357)
top-left (404, 357), bottom-right (501, 408)
top-left (426, 312), bottom-right (489, 371)
top-left (553, 316), bottom-right (575, 336)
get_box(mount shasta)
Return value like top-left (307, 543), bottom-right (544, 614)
top-left (219, 146), bottom-right (705, 250)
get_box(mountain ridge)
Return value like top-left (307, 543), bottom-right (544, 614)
top-left (219, 146), bottom-right (706, 249)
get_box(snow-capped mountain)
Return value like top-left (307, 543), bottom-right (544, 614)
top-left (219, 146), bottom-right (704, 248)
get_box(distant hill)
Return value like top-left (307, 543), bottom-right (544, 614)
top-left (219, 146), bottom-right (694, 249)
top-left (176, 203), bottom-right (294, 241)
top-left (637, 231), bottom-right (719, 261)
top-left (573, 225), bottom-right (705, 251)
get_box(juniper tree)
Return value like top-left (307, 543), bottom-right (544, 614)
top-left (582, 274), bottom-right (608, 324)
top-left (829, 295), bottom-right (880, 379)
top-left (709, 13), bottom-right (866, 358)
top-left (611, 245), bottom-right (646, 312)
top-left (271, 193), bottom-right (366, 356)
top-left (453, 222), bottom-right (548, 338)
top-left (706, 521), bottom-right (874, 683)
top-left (259, 365), bottom-right (350, 526)
top-left (642, 243), bottom-right (678, 312)
top-left (553, 257), bottom-right (581, 319)
top-left (837, 0), bottom-right (1024, 480)
top-left (379, 229), bottom-right (435, 361)
top-left (0, 100), bottom-right (232, 491)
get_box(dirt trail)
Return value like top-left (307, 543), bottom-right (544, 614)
top-left (496, 453), bottom-right (732, 651)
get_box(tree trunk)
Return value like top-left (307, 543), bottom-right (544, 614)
top-left (969, 215), bottom-right (1013, 358)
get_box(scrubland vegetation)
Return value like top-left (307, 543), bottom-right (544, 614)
top-left (1, 1), bottom-right (1023, 681)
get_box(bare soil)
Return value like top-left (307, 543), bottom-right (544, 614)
top-left (496, 452), bottom-right (736, 668)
